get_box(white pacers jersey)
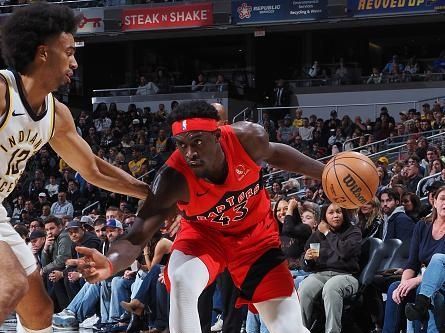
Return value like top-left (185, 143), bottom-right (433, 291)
top-left (0, 69), bottom-right (55, 208)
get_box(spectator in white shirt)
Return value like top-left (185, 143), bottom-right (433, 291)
top-left (135, 75), bottom-right (159, 95)
top-left (298, 117), bottom-right (315, 145)
top-left (45, 175), bottom-right (59, 200)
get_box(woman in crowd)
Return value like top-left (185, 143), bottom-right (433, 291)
top-left (269, 181), bottom-right (284, 202)
top-left (381, 186), bottom-right (445, 333)
top-left (299, 203), bottom-right (362, 333)
top-left (401, 192), bottom-right (422, 223)
top-left (405, 253), bottom-right (445, 332)
top-left (356, 197), bottom-right (382, 238)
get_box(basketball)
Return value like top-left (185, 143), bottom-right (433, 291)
top-left (322, 151), bottom-right (379, 209)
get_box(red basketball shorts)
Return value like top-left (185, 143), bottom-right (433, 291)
top-left (164, 211), bottom-right (294, 310)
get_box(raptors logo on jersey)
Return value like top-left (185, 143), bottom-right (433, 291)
top-left (0, 69), bottom-right (55, 203)
top-left (188, 181), bottom-right (262, 226)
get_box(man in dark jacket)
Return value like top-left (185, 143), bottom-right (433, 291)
top-left (64, 220), bottom-right (101, 301)
top-left (41, 216), bottom-right (73, 311)
top-left (378, 188), bottom-right (415, 243)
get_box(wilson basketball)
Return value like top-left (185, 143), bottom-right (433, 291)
top-left (322, 151), bottom-right (379, 209)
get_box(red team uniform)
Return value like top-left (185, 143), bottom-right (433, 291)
top-left (165, 125), bottom-right (294, 309)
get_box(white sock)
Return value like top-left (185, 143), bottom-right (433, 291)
top-left (16, 313), bottom-right (52, 333)
top-left (167, 250), bottom-right (209, 333)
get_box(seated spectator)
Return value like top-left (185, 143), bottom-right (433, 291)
top-left (298, 118), bottom-right (314, 147)
top-left (401, 192), bottom-right (422, 223)
top-left (41, 204), bottom-right (51, 220)
top-left (356, 197), bottom-right (382, 238)
top-left (405, 156), bottom-right (424, 193)
top-left (377, 189), bottom-right (415, 243)
top-left (382, 55), bottom-right (404, 82)
top-left (29, 218), bottom-right (45, 233)
top-left (30, 229), bottom-right (46, 269)
top-left (269, 181), bottom-right (284, 202)
top-left (191, 73), bottom-right (208, 91)
top-left (367, 67), bottom-right (383, 84)
top-left (382, 186), bottom-right (445, 333)
top-left (50, 191), bottom-right (74, 219)
top-left (299, 203), bottom-right (362, 333)
top-left (135, 75), bottom-right (159, 95)
top-left (155, 129), bottom-right (175, 157)
top-left (403, 57), bottom-right (419, 81)
top-left (42, 216), bottom-right (73, 311)
top-left (276, 115), bottom-right (297, 145)
top-left (128, 145), bottom-right (147, 178)
top-left (93, 107), bottom-right (112, 133)
top-left (275, 198), bottom-right (313, 276)
top-left (35, 192), bottom-right (51, 213)
top-left (64, 220), bottom-right (101, 301)
top-left (308, 60), bottom-right (321, 78)
top-left (214, 74), bottom-right (228, 92)
top-left (405, 253), bottom-right (445, 331)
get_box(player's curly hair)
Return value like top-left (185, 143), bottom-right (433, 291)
top-left (1, 3), bottom-right (80, 73)
top-left (168, 100), bottom-right (219, 125)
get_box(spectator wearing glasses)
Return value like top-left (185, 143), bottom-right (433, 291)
top-left (405, 156), bottom-right (424, 193)
top-left (29, 218), bottom-right (45, 234)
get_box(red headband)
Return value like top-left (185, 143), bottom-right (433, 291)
top-left (172, 118), bottom-right (218, 136)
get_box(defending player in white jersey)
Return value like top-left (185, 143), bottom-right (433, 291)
top-left (0, 4), bottom-right (149, 332)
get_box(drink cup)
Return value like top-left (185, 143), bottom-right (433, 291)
top-left (310, 243), bottom-right (320, 258)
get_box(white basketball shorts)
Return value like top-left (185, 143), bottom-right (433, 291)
top-left (0, 205), bottom-right (37, 275)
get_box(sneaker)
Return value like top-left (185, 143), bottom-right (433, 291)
top-left (52, 310), bottom-right (78, 328)
top-left (211, 314), bottom-right (223, 332)
top-left (52, 317), bottom-right (79, 330)
top-left (79, 314), bottom-right (99, 329)
top-left (54, 309), bottom-right (75, 318)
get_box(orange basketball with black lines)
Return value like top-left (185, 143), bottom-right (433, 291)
top-left (322, 151), bottom-right (379, 209)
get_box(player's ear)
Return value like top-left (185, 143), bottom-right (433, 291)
top-left (36, 45), bottom-right (48, 62)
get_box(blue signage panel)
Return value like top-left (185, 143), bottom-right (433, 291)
top-left (232, 0), bottom-right (327, 24)
top-left (347, 0), bottom-right (440, 16)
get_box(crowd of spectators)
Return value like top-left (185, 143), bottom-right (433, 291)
top-left (300, 52), bottom-right (445, 87)
top-left (4, 98), bottom-right (445, 333)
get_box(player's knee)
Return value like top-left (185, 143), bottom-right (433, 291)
top-left (170, 268), bottom-right (199, 296)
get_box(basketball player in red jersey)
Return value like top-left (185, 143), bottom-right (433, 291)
top-left (0, 4), bottom-right (148, 332)
top-left (73, 101), bottom-right (324, 333)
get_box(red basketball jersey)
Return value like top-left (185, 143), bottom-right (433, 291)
top-left (165, 125), bottom-right (271, 234)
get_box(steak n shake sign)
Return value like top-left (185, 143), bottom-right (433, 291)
top-left (122, 3), bottom-right (213, 31)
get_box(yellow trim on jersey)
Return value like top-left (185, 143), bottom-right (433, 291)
top-left (0, 72), bottom-right (13, 132)
top-left (48, 93), bottom-right (56, 139)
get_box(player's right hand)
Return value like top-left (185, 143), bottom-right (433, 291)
top-left (66, 247), bottom-right (112, 283)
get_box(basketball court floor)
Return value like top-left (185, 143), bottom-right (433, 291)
top-left (0, 315), bottom-right (93, 332)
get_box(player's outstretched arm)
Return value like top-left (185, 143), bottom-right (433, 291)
top-left (69, 166), bottom-right (186, 282)
top-left (50, 100), bottom-right (149, 199)
top-left (233, 121), bottom-right (324, 180)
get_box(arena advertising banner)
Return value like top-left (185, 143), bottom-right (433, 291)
top-left (76, 8), bottom-right (104, 34)
top-left (121, 3), bottom-right (213, 31)
top-left (347, 0), bottom-right (443, 16)
top-left (231, 0), bottom-right (327, 24)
